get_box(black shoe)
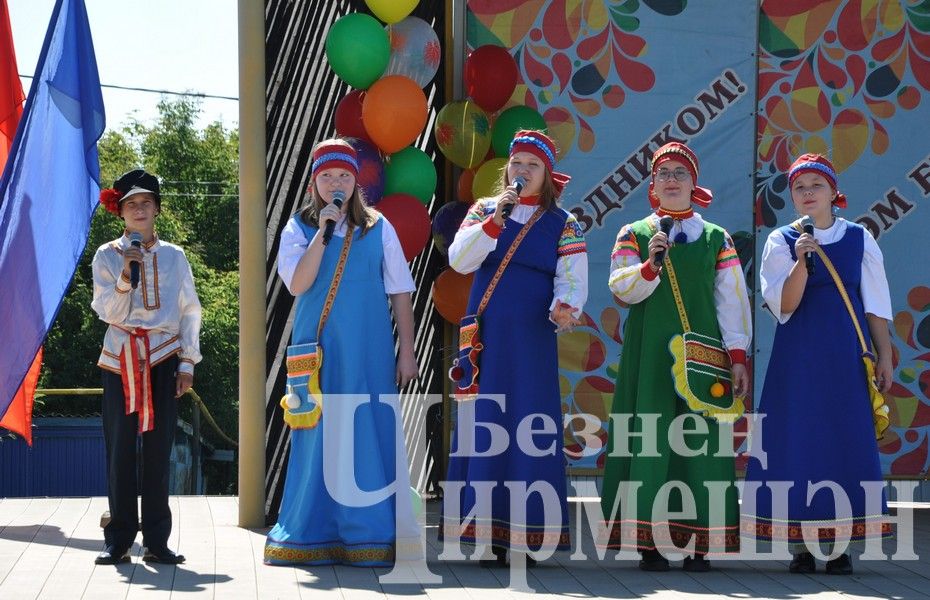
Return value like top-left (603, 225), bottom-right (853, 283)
top-left (142, 547), bottom-right (186, 564)
top-left (826, 553), bottom-right (852, 575)
top-left (479, 546), bottom-right (507, 568)
top-left (95, 545), bottom-right (131, 565)
top-left (683, 554), bottom-right (711, 572)
top-left (639, 549), bottom-right (670, 572)
top-left (789, 551), bottom-right (816, 574)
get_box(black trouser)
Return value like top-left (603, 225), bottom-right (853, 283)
top-left (101, 356), bottom-right (178, 552)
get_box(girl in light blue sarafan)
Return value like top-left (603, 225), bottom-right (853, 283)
top-left (264, 138), bottom-right (419, 567)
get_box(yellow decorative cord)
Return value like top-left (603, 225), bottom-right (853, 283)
top-left (792, 220), bottom-right (890, 439)
top-left (663, 254), bottom-right (691, 333)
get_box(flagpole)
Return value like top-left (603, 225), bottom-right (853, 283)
top-left (237, 0), bottom-right (267, 528)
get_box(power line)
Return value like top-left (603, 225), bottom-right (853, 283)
top-left (18, 74), bottom-right (238, 101)
top-left (162, 180), bottom-right (240, 186)
top-left (160, 192), bottom-right (240, 199)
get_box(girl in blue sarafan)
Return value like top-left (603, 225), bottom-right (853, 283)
top-left (743, 153), bottom-right (894, 575)
top-left (442, 129), bottom-right (588, 567)
top-left (264, 138), bottom-right (419, 567)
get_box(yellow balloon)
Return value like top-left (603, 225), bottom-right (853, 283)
top-left (434, 100), bottom-right (491, 169)
top-left (471, 158), bottom-right (507, 201)
top-left (365, 0), bottom-right (418, 24)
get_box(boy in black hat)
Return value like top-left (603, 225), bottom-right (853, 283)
top-left (91, 169), bottom-right (202, 565)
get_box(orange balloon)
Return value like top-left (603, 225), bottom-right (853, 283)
top-left (432, 269), bottom-right (474, 324)
top-left (457, 169), bottom-right (476, 203)
top-left (362, 75), bottom-right (427, 154)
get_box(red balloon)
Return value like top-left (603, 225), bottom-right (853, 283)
top-left (335, 90), bottom-right (373, 144)
top-left (432, 269), bottom-right (474, 324)
top-left (464, 45), bottom-right (519, 113)
top-left (377, 193), bottom-right (431, 261)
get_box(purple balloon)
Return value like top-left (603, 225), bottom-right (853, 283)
top-left (431, 201), bottom-right (471, 255)
top-left (348, 138), bottom-right (385, 205)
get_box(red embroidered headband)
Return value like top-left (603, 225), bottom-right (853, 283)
top-left (509, 130), bottom-right (557, 172)
top-left (508, 129), bottom-right (572, 196)
top-left (788, 153), bottom-right (847, 209)
top-left (311, 143), bottom-right (359, 180)
top-left (648, 142), bottom-right (713, 209)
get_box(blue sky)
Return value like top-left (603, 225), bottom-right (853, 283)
top-left (8, 0), bottom-right (239, 130)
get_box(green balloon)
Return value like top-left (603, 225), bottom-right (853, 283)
top-left (384, 146), bottom-right (437, 205)
top-left (325, 13), bottom-right (390, 89)
top-left (491, 105), bottom-right (548, 157)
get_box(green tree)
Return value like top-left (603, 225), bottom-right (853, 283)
top-left (38, 97), bottom-right (240, 493)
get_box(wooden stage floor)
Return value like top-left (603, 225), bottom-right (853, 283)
top-left (1, 496), bottom-right (929, 599)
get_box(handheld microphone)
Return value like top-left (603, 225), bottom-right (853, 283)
top-left (322, 190), bottom-right (345, 246)
top-left (129, 231), bottom-right (143, 289)
top-left (654, 216), bottom-right (675, 266)
top-left (801, 215), bottom-right (815, 275)
top-left (501, 176), bottom-right (526, 220)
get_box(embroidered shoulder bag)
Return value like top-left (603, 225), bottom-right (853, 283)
top-left (281, 227), bottom-right (354, 429)
top-left (664, 247), bottom-right (745, 422)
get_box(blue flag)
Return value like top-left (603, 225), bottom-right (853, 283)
top-left (0, 0), bottom-right (104, 419)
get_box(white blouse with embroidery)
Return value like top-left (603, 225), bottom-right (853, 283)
top-left (608, 212), bottom-right (752, 354)
top-left (277, 213), bottom-right (415, 296)
top-left (447, 199), bottom-right (588, 318)
top-left (91, 235), bottom-right (203, 374)
top-left (760, 217), bottom-right (892, 324)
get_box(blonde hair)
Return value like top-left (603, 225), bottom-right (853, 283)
top-left (300, 138), bottom-right (378, 237)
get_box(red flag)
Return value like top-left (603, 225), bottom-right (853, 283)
top-left (0, 0), bottom-right (23, 166)
top-left (0, 0), bottom-right (36, 445)
top-left (2, 349), bottom-right (41, 444)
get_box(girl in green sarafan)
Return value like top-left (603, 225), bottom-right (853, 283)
top-left (600, 142), bottom-right (752, 572)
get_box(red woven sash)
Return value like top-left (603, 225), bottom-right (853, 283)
top-left (116, 326), bottom-right (155, 433)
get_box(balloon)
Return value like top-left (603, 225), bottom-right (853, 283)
top-left (464, 45), bottom-right (518, 113)
top-left (385, 17), bottom-right (441, 88)
top-left (325, 14), bottom-right (389, 89)
top-left (431, 201), bottom-right (471, 255)
top-left (491, 105), bottom-right (547, 157)
top-left (433, 100), bottom-right (491, 169)
top-left (471, 158), bottom-right (507, 200)
top-left (362, 75), bottom-right (428, 154)
top-left (432, 269), bottom-right (475, 324)
top-left (347, 138), bottom-right (385, 205)
top-left (377, 193), bottom-right (431, 260)
top-left (384, 146), bottom-right (436, 205)
top-left (334, 90), bottom-right (372, 144)
top-left (365, 0), bottom-right (418, 24)
top-left (456, 169), bottom-right (475, 203)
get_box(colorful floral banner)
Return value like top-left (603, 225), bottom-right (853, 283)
top-left (465, 0), bottom-right (930, 477)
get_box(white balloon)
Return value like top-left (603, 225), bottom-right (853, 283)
top-left (384, 17), bottom-right (440, 88)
